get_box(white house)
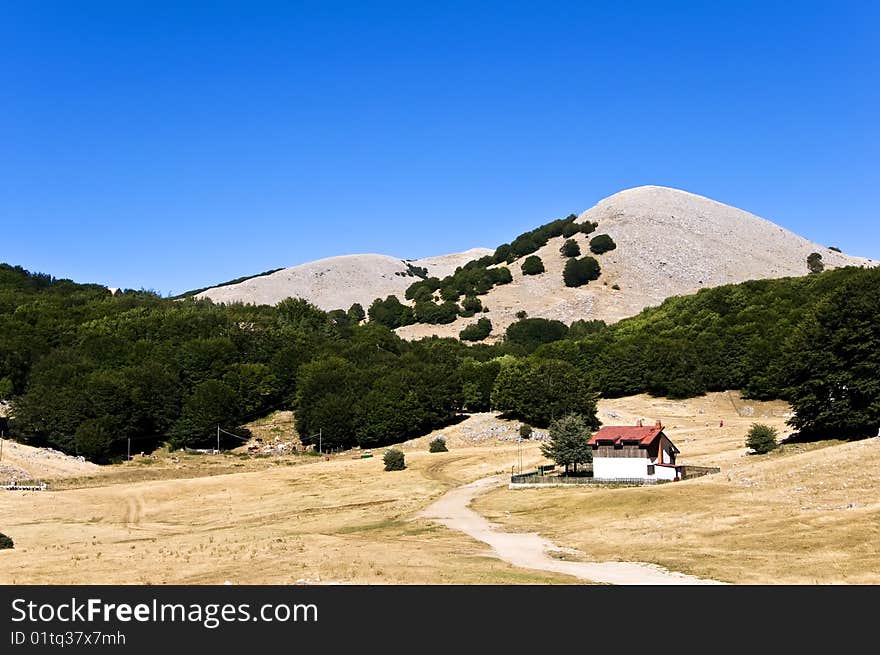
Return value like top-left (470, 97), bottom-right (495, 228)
top-left (587, 420), bottom-right (683, 482)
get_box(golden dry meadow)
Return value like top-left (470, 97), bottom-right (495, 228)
top-left (2, 392), bottom-right (878, 584)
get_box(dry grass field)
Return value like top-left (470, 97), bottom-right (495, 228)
top-left (0, 420), bottom-right (564, 584)
top-left (475, 393), bottom-right (880, 584)
top-left (2, 391), bottom-right (878, 584)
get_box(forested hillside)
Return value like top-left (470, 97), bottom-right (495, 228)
top-left (1, 262), bottom-right (877, 462)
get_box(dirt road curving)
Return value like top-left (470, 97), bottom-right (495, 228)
top-left (421, 475), bottom-right (724, 585)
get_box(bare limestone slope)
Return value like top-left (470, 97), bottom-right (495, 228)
top-left (398, 185), bottom-right (873, 340)
top-left (195, 248), bottom-right (492, 311)
top-left (193, 185), bottom-right (872, 338)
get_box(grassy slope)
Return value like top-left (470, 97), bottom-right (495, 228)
top-left (3, 392), bottom-right (879, 584)
top-left (475, 394), bottom-right (880, 584)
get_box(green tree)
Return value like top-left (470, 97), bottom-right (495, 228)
top-left (429, 437), bottom-right (448, 452)
top-left (521, 255), bottom-right (545, 276)
top-left (74, 417), bottom-right (117, 463)
top-left (491, 358), bottom-right (599, 428)
top-left (171, 380), bottom-right (244, 449)
top-left (414, 300), bottom-right (459, 324)
top-left (784, 268), bottom-right (880, 438)
top-left (540, 414), bottom-right (594, 474)
top-left (295, 357), bottom-right (364, 451)
top-left (368, 296), bottom-right (415, 329)
top-left (460, 359), bottom-right (501, 412)
top-left (383, 448), bottom-right (406, 471)
top-left (807, 252), bottom-right (825, 274)
top-left (568, 319), bottom-right (607, 339)
top-left (347, 303), bottom-right (366, 324)
top-left (0, 533), bottom-right (12, 549)
top-left (459, 295), bottom-right (483, 317)
top-left (580, 221), bottom-right (598, 235)
top-left (562, 222), bottom-right (580, 238)
top-left (746, 423), bottom-right (779, 454)
top-left (276, 297), bottom-right (333, 334)
top-left (589, 234), bottom-right (617, 255)
top-left (560, 239), bottom-right (581, 257)
top-left (519, 424), bottom-right (533, 439)
top-left (505, 318), bottom-right (569, 353)
top-left (460, 318), bottom-right (492, 342)
top-left (563, 256), bottom-right (601, 287)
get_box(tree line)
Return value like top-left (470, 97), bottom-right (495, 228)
top-left (1, 261), bottom-right (877, 462)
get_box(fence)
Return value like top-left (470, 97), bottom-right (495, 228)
top-left (510, 473), bottom-right (596, 485)
top-left (680, 465), bottom-right (721, 480)
top-left (1, 480), bottom-right (48, 491)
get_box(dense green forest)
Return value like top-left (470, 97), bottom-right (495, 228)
top-left (1, 262), bottom-right (878, 462)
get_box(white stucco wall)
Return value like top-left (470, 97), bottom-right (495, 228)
top-left (593, 457), bottom-right (652, 480)
top-left (654, 465), bottom-right (678, 481)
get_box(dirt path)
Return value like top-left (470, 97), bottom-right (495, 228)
top-left (420, 476), bottom-right (724, 585)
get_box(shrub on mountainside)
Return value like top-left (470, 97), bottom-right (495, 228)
top-left (560, 239), bottom-right (581, 257)
top-left (459, 318), bottom-right (492, 342)
top-left (519, 424), bottom-right (533, 440)
top-left (429, 437), bottom-right (448, 453)
top-left (0, 533), bottom-right (13, 550)
top-left (368, 295), bottom-right (415, 329)
top-left (807, 252), bottom-right (824, 274)
top-left (404, 265), bottom-right (512, 307)
top-left (521, 256), bottom-right (545, 276)
top-left (746, 423), bottom-right (779, 454)
top-left (589, 234), bottom-right (616, 255)
top-left (563, 256), bottom-right (601, 287)
top-left (562, 222), bottom-right (580, 238)
top-left (414, 300), bottom-right (459, 324)
top-left (580, 221), bottom-right (598, 235)
top-left (383, 448), bottom-right (406, 471)
top-left (459, 295), bottom-right (483, 317)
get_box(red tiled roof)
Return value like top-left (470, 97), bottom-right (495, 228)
top-left (587, 425), bottom-right (664, 446)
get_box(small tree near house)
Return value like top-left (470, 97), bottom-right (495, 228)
top-left (384, 448), bottom-right (406, 471)
top-left (746, 423), bottom-right (779, 454)
top-left (519, 424), bottom-right (533, 440)
top-left (541, 414), bottom-right (593, 475)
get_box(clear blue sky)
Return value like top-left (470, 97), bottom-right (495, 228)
top-left (2, 1), bottom-right (878, 296)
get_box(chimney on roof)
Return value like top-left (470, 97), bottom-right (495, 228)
top-left (637, 419), bottom-right (643, 427)
top-left (655, 420), bottom-right (662, 428)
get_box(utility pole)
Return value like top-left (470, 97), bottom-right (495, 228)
top-left (1, 430), bottom-right (4, 462)
top-left (127, 436), bottom-right (131, 462)
top-left (318, 428), bottom-right (322, 455)
top-left (217, 425), bottom-right (221, 454)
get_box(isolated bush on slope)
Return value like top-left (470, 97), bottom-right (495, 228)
top-left (384, 448), bottom-right (406, 471)
top-left (745, 423), bottom-right (779, 454)
top-left (429, 437), bottom-right (448, 453)
top-left (521, 256), bottom-right (545, 275)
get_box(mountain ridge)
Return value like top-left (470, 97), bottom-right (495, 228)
top-left (194, 185), bottom-right (874, 338)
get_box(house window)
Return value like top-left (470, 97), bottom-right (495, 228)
top-left (647, 465), bottom-right (655, 475)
